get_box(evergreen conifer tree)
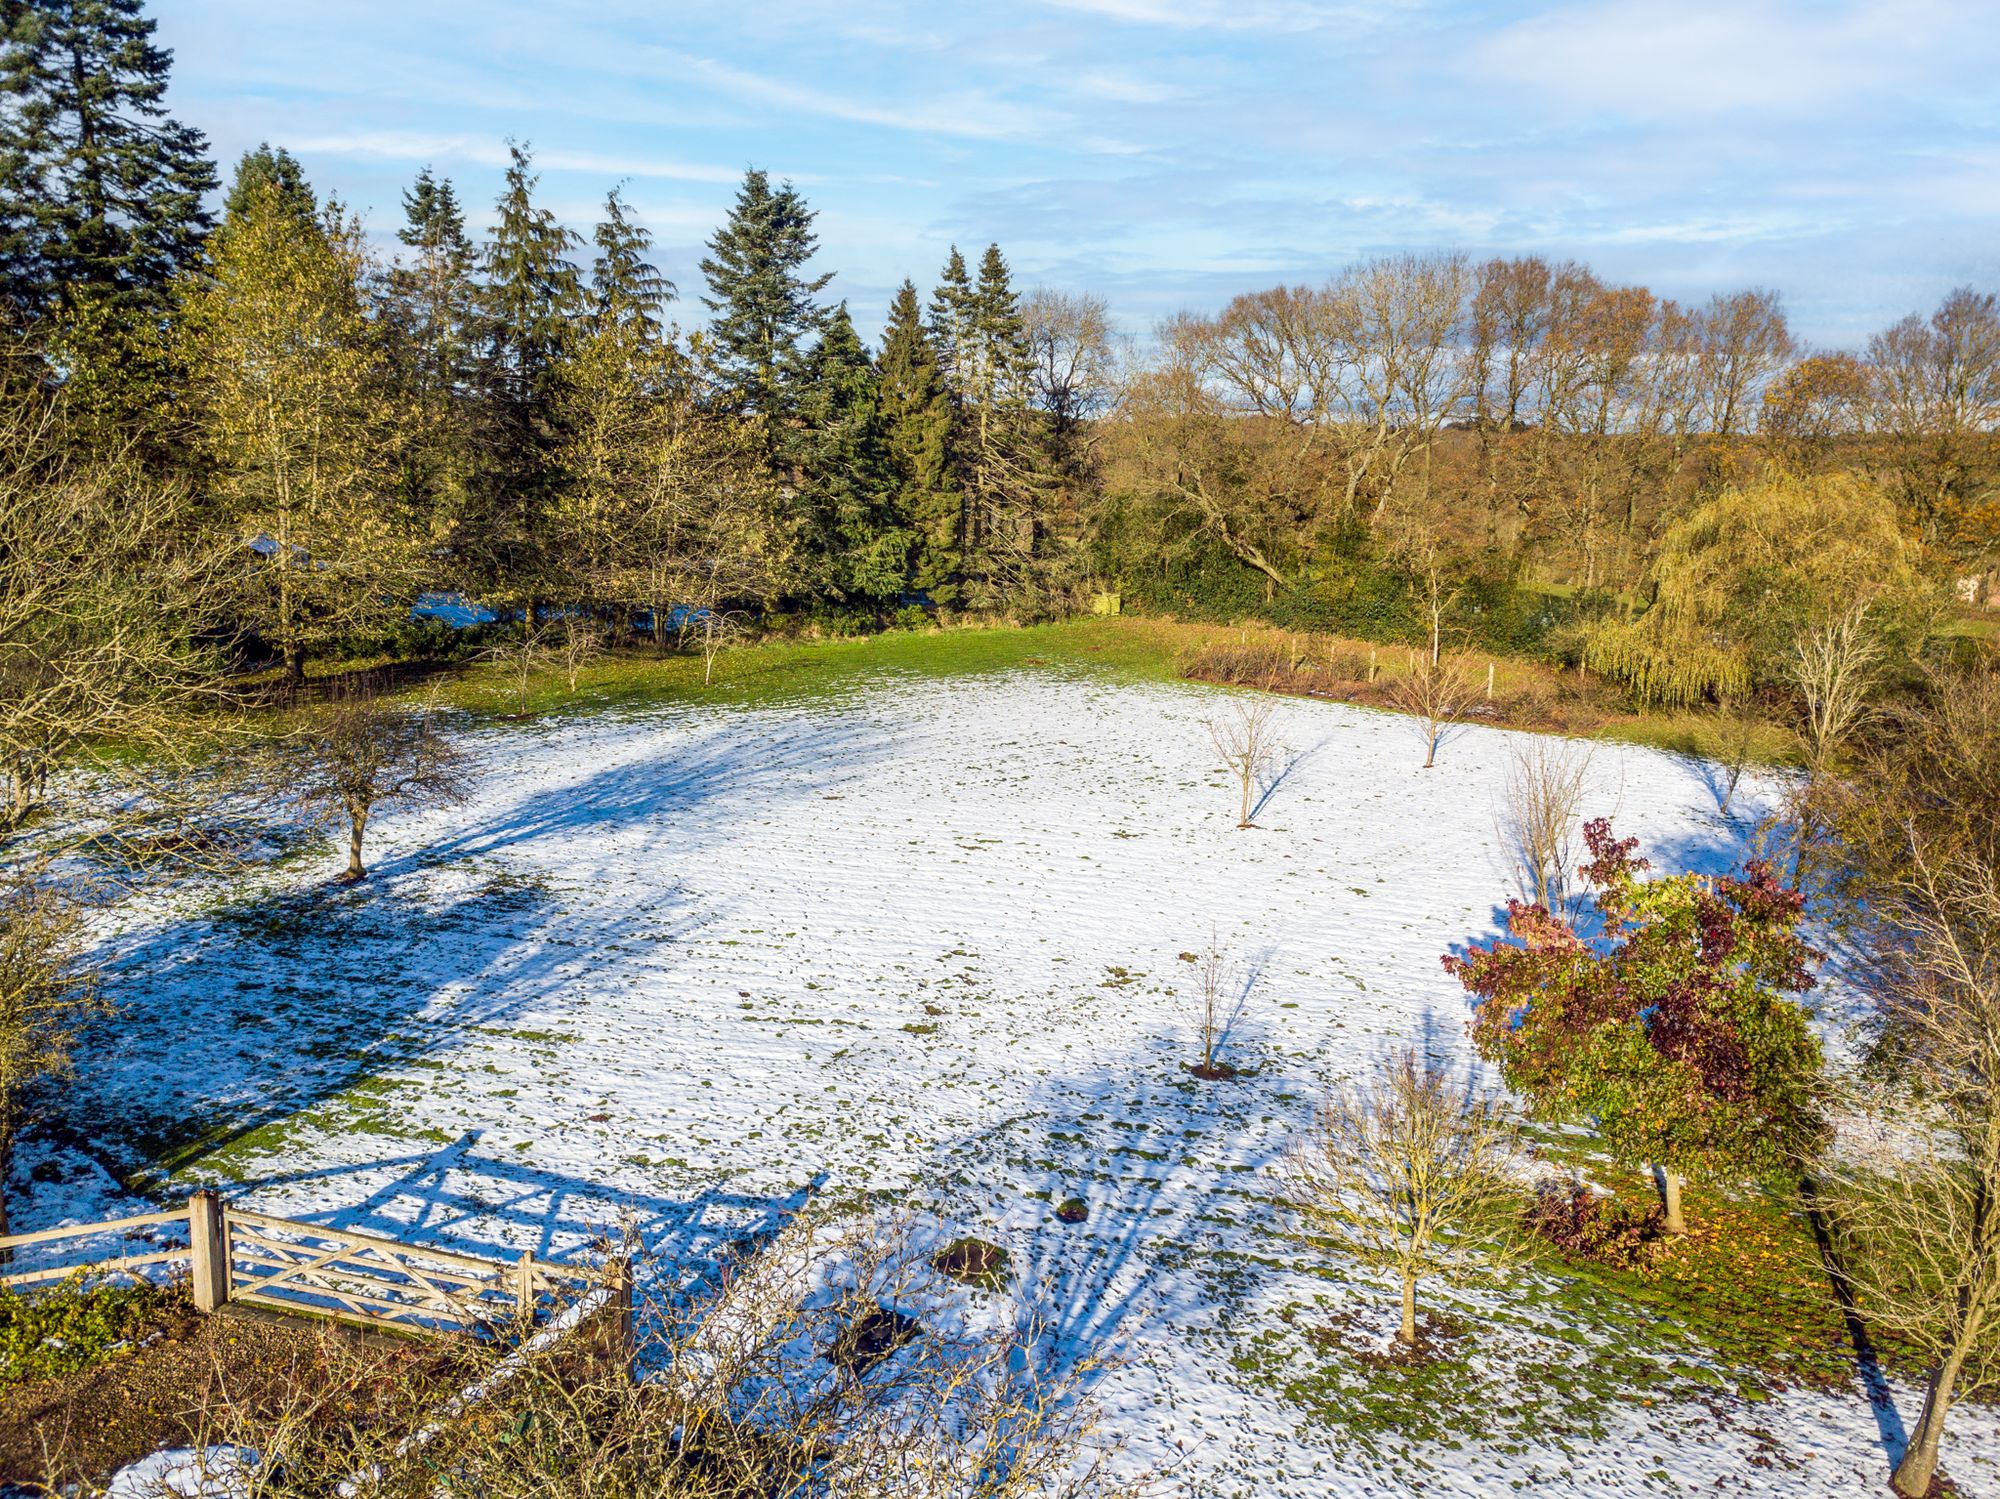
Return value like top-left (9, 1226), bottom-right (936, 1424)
top-left (797, 302), bottom-right (902, 603)
top-left (471, 142), bottom-right (583, 608)
top-left (590, 184), bottom-right (673, 341)
top-left (698, 168), bottom-right (831, 420)
top-left (0, 0), bottom-right (214, 319)
top-left (926, 246), bottom-right (975, 399)
top-left (385, 167), bottom-right (480, 546)
top-left (876, 280), bottom-right (957, 600)
top-left (224, 143), bottom-right (315, 226)
top-left (971, 242), bottom-right (1030, 408)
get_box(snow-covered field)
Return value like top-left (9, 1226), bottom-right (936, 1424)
top-left (28, 666), bottom-right (2000, 1496)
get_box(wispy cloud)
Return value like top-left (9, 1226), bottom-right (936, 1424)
top-left (290, 132), bottom-right (750, 184)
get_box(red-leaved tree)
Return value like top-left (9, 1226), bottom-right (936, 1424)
top-left (1446, 819), bottom-right (1827, 1232)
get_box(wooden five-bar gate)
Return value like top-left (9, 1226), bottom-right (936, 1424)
top-left (0, 1189), bottom-right (626, 1350)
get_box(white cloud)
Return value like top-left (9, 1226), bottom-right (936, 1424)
top-left (289, 131), bottom-right (749, 184)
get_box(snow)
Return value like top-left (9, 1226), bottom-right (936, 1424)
top-left (104, 1448), bottom-right (256, 1499)
top-left (27, 667), bottom-right (2000, 1496)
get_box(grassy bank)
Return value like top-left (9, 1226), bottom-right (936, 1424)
top-left (367, 615), bottom-right (1802, 768)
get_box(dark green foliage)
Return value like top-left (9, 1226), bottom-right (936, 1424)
top-left (0, 0), bottom-right (214, 319)
top-left (796, 303), bottom-right (904, 604)
top-left (469, 142), bottom-right (582, 602)
top-left (876, 280), bottom-right (955, 597)
top-left (927, 245), bottom-right (974, 397)
top-left (224, 143), bottom-right (314, 227)
top-left (590, 184), bottom-right (673, 340)
top-left (698, 168), bottom-right (829, 419)
top-left (384, 167), bottom-right (481, 548)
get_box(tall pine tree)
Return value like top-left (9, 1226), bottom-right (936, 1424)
top-left (590, 184), bottom-right (673, 341)
top-left (926, 246), bottom-right (975, 400)
top-left (0, 0), bottom-right (214, 319)
top-left (472, 142), bottom-right (582, 608)
top-left (224, 143), bottom-right (315, 226)
top-left (698, 168), bottom-right (830, 421)
top-left (797, 302), bottom-right (900, 605)
top-left (876, 280), bottom-right (956, 601)
top-left (385, 166), bottom-right (480, 546)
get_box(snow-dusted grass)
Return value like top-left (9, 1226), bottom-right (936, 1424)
top-left (29, 663), bottom-right (2000, 1496)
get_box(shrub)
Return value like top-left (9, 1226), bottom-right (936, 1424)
top-left (1448, 819), bottom-right (1828, 1232)
top-left (0, 1273), bottom-right (177, 1383)
top-left (1522, 1182), bottom-right (1665, 1269)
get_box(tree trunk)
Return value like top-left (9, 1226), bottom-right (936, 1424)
top-left (1422, 729), bottom-right (1438, 770)
top-left (1398, 1271), bottom-right (1417, 1346)
top-left (1893, 1347), bottom-right (1967, 1496)
top-left (284, 641), bottom-right (305, 688)
top-left (347, 807), bottom-right (368, 880)
top-left (0, 1128), bottom-right (12, 1262)
top-left (1238, 767), bottom-right (1252, 828)
top-left (1652, 1164), bottom-right (1687, 1234)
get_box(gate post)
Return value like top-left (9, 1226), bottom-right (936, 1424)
top-left (514, 1250), bottom-right (535, 1325)
top-left (189, 1190), bottom-right (228, 1313)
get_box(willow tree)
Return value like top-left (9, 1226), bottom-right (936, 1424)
top-left (1583, 472), bottom-right (1937, 708)
top-left (177, 180), bottom-right (416, 681)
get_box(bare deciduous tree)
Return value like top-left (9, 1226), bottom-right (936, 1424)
top-left (1208, 697), bottom-right (1282, 828)
top-left (289, 687), bottom-right (471, 880)
top-left (556, 614), bottom-right (605, 694)
top-left (1390, 655), bottom-right (1475, 771)
top-left (1788, 602), bottom-right (1884, 776)
top-left (1828, 839), bottom-right (2000, 1497)
top-left (0, 870), bottom-right (104, 1239)
top-left (1178, 931), bottom-right (1244, 1079)
top-left (0, 404), bottom-right (235, 833)
top-left (1500, 738), bottom-right (1594, 912)
top-left (478, 628), bottom-right (550, 718)
top-left (1286, 1047), bottom-right (1525, 1348)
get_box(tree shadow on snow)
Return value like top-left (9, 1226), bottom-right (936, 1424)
top-left (37, 716), bottom-right (880, 1209)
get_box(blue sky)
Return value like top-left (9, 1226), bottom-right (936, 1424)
top-left (154, 0), bottom-right (1997, 349)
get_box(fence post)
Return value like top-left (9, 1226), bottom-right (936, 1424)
top-left (603, 1257), bottom-right (634, 1383)
top-left (514, 1250), bottom-right (535, 1325)
top-left (189, 1190), bottom-right (228, 1313)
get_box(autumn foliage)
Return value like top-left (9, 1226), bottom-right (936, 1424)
top-left (1447, 820), bottom-right (1827, 1196)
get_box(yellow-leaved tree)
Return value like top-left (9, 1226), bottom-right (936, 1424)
top-left (177, 178), bottom-right (420, 682)
top-left (1584, 471), bottom-right (1940, 708)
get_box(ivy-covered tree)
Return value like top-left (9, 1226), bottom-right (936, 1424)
top-left (698, 168), bottom-right (829, 421)
top-left (590, 184), bottom-right (673, 341)
top-left (0, 0), bottom-right (214, 319)
top-left (877, 280), bottom-right (956, 600)
top-left (471, 142), bottom-right (582, 609)
top-left (1447, 819), bottom-right (1828, 1232)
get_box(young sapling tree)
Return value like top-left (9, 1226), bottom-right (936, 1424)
top-left (1178, 933), bottom-right (1243, 1079)
top-left (1499, 738), bottom-right (1594, 913)
top-left (1449, 820), bottom-right (1827, 1233)
top-left (1207, 698), bottom-right (1281, 828)
top-left (290, 688), bottom-right (472, 879)
top-left (556, 615), bottom-right (604, 694)
top-left (1286, 1046), bottom-right (1525, 1349)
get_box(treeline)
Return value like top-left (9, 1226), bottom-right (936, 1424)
top-left (3, 0), bottom-right (1998, 705)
